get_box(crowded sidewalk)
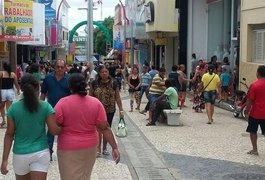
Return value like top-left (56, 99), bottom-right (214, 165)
top-left (1, 90), bottom-right (265, 179)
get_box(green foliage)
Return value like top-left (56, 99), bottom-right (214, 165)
top-left (94, 16), bottom-right (114, 55)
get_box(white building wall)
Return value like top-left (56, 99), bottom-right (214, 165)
top-left (191, 0), bottom-right (208, 60)
top-left (165, 37), bottom-right (174, 73)
top-left (187, 0), bottom-right (208, 79)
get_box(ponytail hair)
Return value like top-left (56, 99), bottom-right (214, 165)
top-left (69, 73), bottom-right (88, 96)
top-left (20, 74), bottom-right (40, 113)
top-left (208, 65), bottom-right (215, 75)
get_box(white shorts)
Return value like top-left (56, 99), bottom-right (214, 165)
top-left (1, 89), bottom-right (15, 101)
top-left (13, 149), bottom-right (50, 175)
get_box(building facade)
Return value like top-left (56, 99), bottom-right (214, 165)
top-left (0, 0), bottom-right (70, 69)
top-left (187, 0), bottom-right (241, 78)
top-left (240, 0), bottom-right (265, 84)
top-left (124, 0), bottom-right (179, 73)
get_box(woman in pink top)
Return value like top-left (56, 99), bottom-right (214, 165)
top-left (54, 73), bottom-right (120, 180)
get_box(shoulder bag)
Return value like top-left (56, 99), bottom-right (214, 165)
top-left (202, 73), bottom-right (216, 92)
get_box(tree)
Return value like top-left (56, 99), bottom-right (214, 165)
top-left (93, 16), bottom-right (114, 55)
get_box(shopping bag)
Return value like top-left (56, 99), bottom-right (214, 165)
top-left (116, 118), bottom-right (127, 138)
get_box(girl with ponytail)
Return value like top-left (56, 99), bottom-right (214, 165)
top-left (1, 74), bottom-right (61, 179)
top-left (201, 64), bottom-right (221, 124)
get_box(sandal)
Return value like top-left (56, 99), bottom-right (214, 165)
top-left (0, 121), bottom-right (6, 127)
top-left (96, 152), bottom-right (101, 158)
top-left (146, 122), bottom-right (156, 126)
top-left (140, 110), bottom-right (147, 115)
top-left (206, 122), bottom-right (211, 124)
top-left (102, 150), bottom-right (110, 155)
top-left (247, 150), bottom-right (259, 156)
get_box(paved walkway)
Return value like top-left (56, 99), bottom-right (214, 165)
top-left (1, 90), bottom-right (265, 179)
top-left (120, 90), bottom-right (265, 179)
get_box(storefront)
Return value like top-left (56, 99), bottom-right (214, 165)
top-left (187, 0), bottom-right (241, 78)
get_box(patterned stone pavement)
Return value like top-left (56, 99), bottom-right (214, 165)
top-left (1, 90), bottom-right (265, 179)
top-left (121, 91), bottom-right (265, 179)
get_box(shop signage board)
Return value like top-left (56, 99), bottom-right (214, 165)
top-left (1, 0), bottom-right (34, 41)
top-left (38, 0), bottom-right (57, 45)
top-left (113, 25), bottom-right (124, 50)
top-left (18, 3), bottom-right (45, 45)
top-left (38, 0), bottom-right (56, 20)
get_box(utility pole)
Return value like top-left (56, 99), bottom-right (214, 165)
top-left (87, 0), bottom-right (94, 66)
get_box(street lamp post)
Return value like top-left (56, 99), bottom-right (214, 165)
top-left (87, 0), bottom-right (93, 66)
top-left (78, 1), bottom-right (95, 66)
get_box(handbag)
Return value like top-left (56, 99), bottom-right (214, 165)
top-left (116, 117), bottom-right (127, 138)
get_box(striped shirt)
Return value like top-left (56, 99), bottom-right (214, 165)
top-left (149, 74), bottom-right (166, 95)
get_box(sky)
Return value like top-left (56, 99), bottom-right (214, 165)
top-left (66, 0), bottom-right (122, 30)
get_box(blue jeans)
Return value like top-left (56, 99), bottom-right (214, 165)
top-left (140, 86), bottom-right (149, 98)
top-left (149, 94), bottom-right (161, 110)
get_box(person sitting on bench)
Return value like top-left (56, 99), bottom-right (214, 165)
top-left (146, 79), bottom-right (178, 126)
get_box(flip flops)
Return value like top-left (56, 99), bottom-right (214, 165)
top-left (102, 150), bottom-right (110, 155)
top-left (247, 150), bottom-right (259, 156)
top-left (146, 122), bottom-right (156, 126)
top-left (96, 152), bottom-right (101, 158)
top-left (0, 122), bottom-right (6, 128)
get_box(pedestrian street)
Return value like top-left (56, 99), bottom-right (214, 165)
top-left (1, 92), bottom-right (265, 179)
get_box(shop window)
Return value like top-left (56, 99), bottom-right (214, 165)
top-left (252, 29), bottom-right (265, 63)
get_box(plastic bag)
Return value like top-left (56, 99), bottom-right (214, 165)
top-left (116, 118), bottom-right (127, 138)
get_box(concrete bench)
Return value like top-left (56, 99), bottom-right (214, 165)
top-left (163, 109), bottom-right (183, 126)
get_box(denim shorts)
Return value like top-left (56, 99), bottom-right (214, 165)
top-left (149, 94), bottom-right (161, 110)
top-left (203, 90), bottom-right (217, 104)
top-left (1, 89), bottom-right (16, 101)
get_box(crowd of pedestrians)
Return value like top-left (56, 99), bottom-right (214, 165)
top-left (0, 56), bottom-right (264, 179)
top-left (0, 60), bottom-right (121, 180)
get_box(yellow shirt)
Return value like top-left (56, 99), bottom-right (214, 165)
top-left (202, 73), bottom-right (220, 91)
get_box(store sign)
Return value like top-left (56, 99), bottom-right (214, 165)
top-left (1, 0), bottom-right (33, 41)
top-left (113, 25), bottom-right (124, 50)
top-left (38, 0), bottom-right (56, 20)
top-left (18, 3), bottom-right (45, 45)
top-left (155, 38), bottom-right (167, 46)
top-left (73, 37), bottom-right (87, 42)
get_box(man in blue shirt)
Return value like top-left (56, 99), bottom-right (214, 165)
top-left (40, 59), bottom-right (70, 161)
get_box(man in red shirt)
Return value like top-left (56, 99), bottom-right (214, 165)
top-left (245, 65), bottom-right (265, 156)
